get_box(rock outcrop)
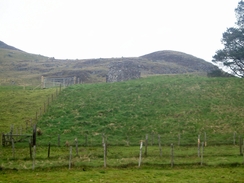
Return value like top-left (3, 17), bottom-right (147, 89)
top-left (106, 61), bottom-right (141, 83)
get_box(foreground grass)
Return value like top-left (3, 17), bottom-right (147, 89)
top-left (0, 166), bottom-right (243, 183)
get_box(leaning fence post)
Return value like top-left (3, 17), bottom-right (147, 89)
top-left (138, 140), bottom-right (143, 167)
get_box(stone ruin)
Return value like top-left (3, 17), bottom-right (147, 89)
top-left (106, 61), bottom-right (141, 83)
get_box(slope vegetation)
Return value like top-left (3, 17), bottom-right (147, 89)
top-left (38, 75), bottom-right (244, 145)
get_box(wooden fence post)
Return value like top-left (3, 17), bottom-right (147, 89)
top-left (144, 134), bottom-right (148, 156)
top-left (151, 133), bottom-right (154, 146)
top-left (75, 138), bottom-right (79, 156)
top-left (233, 131), bottom-right (236, 145)
top-left (32, 145), bottom-right (36, 170)
top-left (171, 143), bottom-right (174, 168)
top-left (29, 139), bottom-right (32, 159)
top-left (85, 134), bottom-right (88, 147)
top-left (240, 136), bottom-right (243, 155)
top-left (2, 133), bottom-right (5, 146)
top-left (44, 102), bottom-right (46, 113)
top-left (32, 125), bottom-right (36, 147)
top-left (138, 140), bottom-right (143, 167)
top-left (158, 134), bottom-right (162, 157)
top-left (198, 134), bottom-right (200, 157)
top-left (39, 107), bottom-right (42, 117)
top-left (11, 138), bottom-right (15, 159)
top-left (69, 146), bottom-right (72, 169)
top-left (48, 142), bottom-right (51, 158)
top-left (102, 135), bottom-right (107, 168)
top-left (204, 132), bottom-right (207, 147)
top-left (126, 135), bottom-right (130, 146)
top-left (178, 133), bottom-right (181, 146)
top-left (201, 142), bottom-right (204, 166)
top-left (58, 134), bottom-right (60, 147)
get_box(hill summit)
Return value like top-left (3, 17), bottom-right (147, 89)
top-left (0, 40), bottom-right (227, 85)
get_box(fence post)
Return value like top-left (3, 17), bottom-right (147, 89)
top-left (204, 132), bottom-right (207, 147)
top-left (138, 140), bottom-right (143, 167)
top-left (85, 134), bottom-right (88, 147)
top-left (58, 134), bottom-right (60, 147)
top-left (233, 131), bottom-right (236, 145)
top-left (151, 133), bottom-right (154, 146)
top-left (11, 138), bottom-right (15, 159)
top-left (144, 134), bottom-right (148, 156)
top-left (178, 133), bottom-right (181, 146)
top-left (201, 142), bottom-right (204, 166)
top-left (29, 139), bottom-right (32, 159)
top-left (2, 133), bottom-right (5, 146)
top-left (39, 107), bottom-right (42, 117)
top-left (158, 134), bottom-right (162, 157)
top-left (48, 142), bottom-right (51, 158)
top-left (126, 135), bottom-right (130, 146)
top-left (240, 136), bottom-right (243, 156)
top-left (69, 146), bottom-right (72, 169)
top-left (75, 138), bottom-right (79, 156)
top-left (32, 145), bottom-right (36, 170)
top-left (171, 143), bottom-right (174, 168)
top-left (198, 134), bottom-right (200, 157)
top-left (103, 135), bottom-right (107, 168)
top-left (44, 102), bottom-right (46, 113)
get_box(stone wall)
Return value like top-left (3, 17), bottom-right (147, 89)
top-left (106, 61), bottom-right (141, 83)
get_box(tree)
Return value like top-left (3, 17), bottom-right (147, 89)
top-left (213, 1), bottom-right (244, 77)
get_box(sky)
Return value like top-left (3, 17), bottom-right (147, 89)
top-left (0, 0), bottom-right (241, 62)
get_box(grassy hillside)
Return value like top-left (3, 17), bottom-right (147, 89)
top-left (37, 75), bottom-right (244, 146)
top-left (0, 86), bottom-right (57, 133)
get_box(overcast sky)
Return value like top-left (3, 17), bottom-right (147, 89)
top-left (0, 0), bottom-right (240, 62)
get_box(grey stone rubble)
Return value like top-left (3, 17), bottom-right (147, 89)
top-left (106, 61), bottom-right (141, 83)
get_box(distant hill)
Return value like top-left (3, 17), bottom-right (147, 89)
top-left (0, 41), bottom-right (229, 86)
top-left (0, 41), bottom-right (23, 51)
top-left (140, 50), bottom-right (218, 73)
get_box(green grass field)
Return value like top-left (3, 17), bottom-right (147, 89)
top-left (0, 85), bottom-right (57, 133)
top-left (37, 75), bottom-right (244, 146)
top-left (1, 74), bottom-right (244, 182)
